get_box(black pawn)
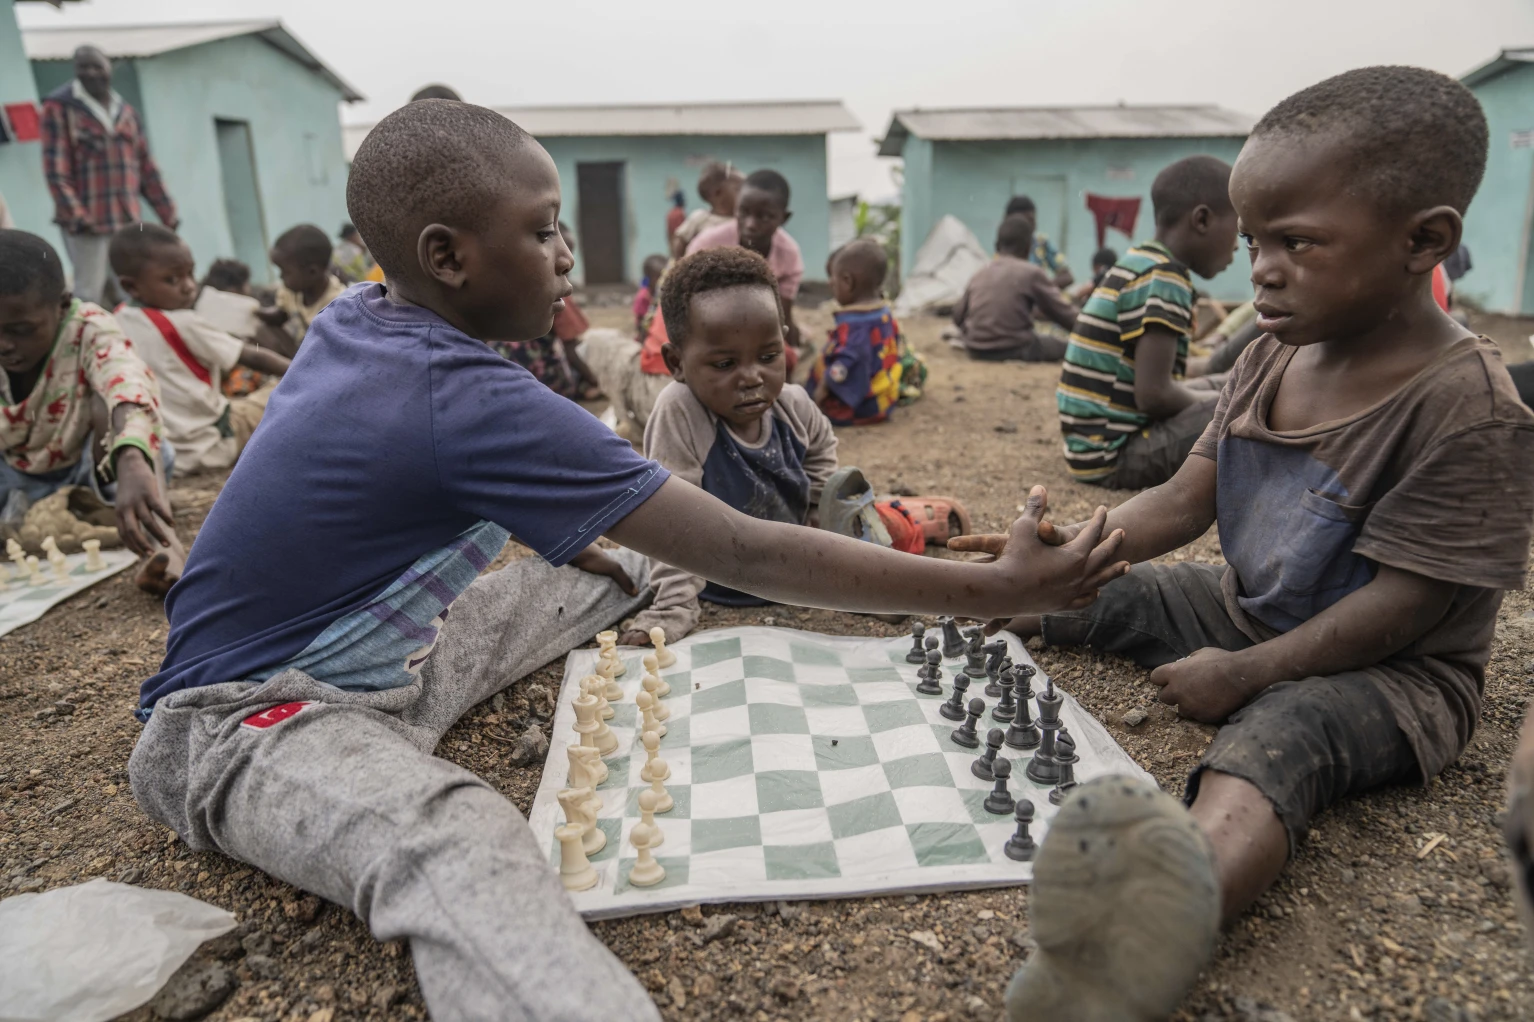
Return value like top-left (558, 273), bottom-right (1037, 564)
top-left (991, 669), bottom-right (1017, 722)
top-left (1004, 798), bottom-right (1037, 861)
top-left (1049, 730), bottom-right (1080, 806)
top-left (982, 641), bottom-right (1009, 695)
top-left (950, 696), bottom-right (984, 748)
top-left (971, 728), bottom-right (1006, 781)
top-left (1004, 675), bottom-right (1040, 750)
top-left (905, 622), bottom-right (927, 664)
top-left (984, 758), bottom-right (1015, 815)
top-left (939, 672), bottom-right (970, 721)
top-left (940, 617), bottom-right (966, 659)
top-left (916, 649), bottom-right (944, 695)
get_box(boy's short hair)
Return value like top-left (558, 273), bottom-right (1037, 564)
top-left (1004, 195), bottom-right (1036, 217)
top-left (347, 100), bottom-right (531, 280)
top-left (697, 161), bottom-right (733, 201)
top-left (108, 222), bottom-right (182, 277)
top-left (1151, 156), bottom-right (1234, 228)
top-left (272, 224), bottom-right (333, 268)
top-left (743, 169), bottom-right (790, 209)
top-left (339, 222), bottom-right (360, 241)
top-left (410, 83), bottom-right (461, 102)
top-left (995, 214), bottom-right (1035, 256)
top-left (203, 258), bottom-right (251, 292)
top-left (832, 238), bottom-right (887, 287)
top-left (0, 229), bottom-right (66, 300)
top-left (1252, 65), bottom-right (1487, 214)
top-left (661, 247), bottom-right (779, 346)
top-left (1092, 247), bottom-right (1119, 268)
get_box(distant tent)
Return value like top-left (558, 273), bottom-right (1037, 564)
top-left (894, 215), bottom-right (988, 316)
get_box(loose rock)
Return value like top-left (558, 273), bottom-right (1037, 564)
top-left (148, 959), bottom-right (236, 1020)
top-left (1121, 708), bottom-right (1148, 727)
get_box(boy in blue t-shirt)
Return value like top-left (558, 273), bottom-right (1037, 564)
top-left (127, 100), bottom-right (1129, 1021)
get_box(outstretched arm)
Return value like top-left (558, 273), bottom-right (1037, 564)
top-left (237, 343), bottom-right (291, 376)
top-left (605, 476), bottom-right (1129, 620)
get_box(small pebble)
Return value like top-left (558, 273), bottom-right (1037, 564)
top-left (1121, 708), bottom-right (1148, 727)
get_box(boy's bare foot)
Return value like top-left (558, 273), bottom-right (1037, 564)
top-left (1506, 704), bottom-right (1534, 940)
top-left (1006, 777), bottom-right (1220, 1022)
top-left (134, 536), bottom-right (186, 597)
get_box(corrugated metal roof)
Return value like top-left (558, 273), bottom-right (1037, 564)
top-left (22, 19), bottom-right (364, 101)
top-left (1461, 47), bottom-right (1534, 88)
top-left (344, 100), bottom-right (858, 159)
top-left (878, 104), bottom-right (1253, 155)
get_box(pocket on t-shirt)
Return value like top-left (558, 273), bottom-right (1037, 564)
top-left (1273, 489), bottom-right (1374, 597)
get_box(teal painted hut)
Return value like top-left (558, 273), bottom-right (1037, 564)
top-left (346, 101), bottom-right (859, 286)
top-left (1461, 49), bottom-right (1534, 314)
top-left (0, 1), bottom-right (61, 241)
top-left (878, 105), bottom-right (1256, 302)
top-left (23, 19), bottom-right (361, 285)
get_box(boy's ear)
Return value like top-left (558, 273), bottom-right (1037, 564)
top-left (417, 223), bottom-right (467, 289)
top-left (660, 341), bottom-right (685, 380)
top-left (780, 209), bottom-right (793, 226)
top-left (1189, 204), bottom-right (1212, 235)
top-left (1406, 206), bottom-right (1463, 276)
top-left (116, 275), bottom-right (140, 301)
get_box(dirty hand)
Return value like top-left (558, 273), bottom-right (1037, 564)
top-left (619, 629), bottom-right (652, 647)
top-left (570, 545), bottom-right (638, 596)
top-left (987, 485), bottom-right (1128, 616)
top-left (112, 447), bottom-right (173, 557)
top-left (1148, 647), bottom-right (1252, 724)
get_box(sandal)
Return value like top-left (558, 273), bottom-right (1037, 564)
top-left (895, 495), bottom-right (971, 545)
top-left (818, 467), bottom-right (893, 547)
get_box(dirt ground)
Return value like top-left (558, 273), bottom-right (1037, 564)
top-left (2, 302), bottom-right (1533, 1022)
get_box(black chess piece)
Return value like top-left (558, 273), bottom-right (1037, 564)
top-left (940, 617), bottom-right (965, 659)
top-left (905, 622), bottom-right (927, 664)
top-left (1004, 673), bottom-right (1041, 750)
top-left (964, 632), bottom-right (989, 679)
top-left (916, 649), bottom-right (944, 695)
top-left (1004, 798), bottom-right (1037, 862)
top-left (1026, 720), bottom-right (1061, 785)
top-left (950, 697), bottom-right (984, 748)
top-left (991, 669), bottom-right (1018, 722)
top-left (971, 728), bottom-right (1006, 781)
top-left (1035, 676), bottom-right (1063, 728)
top-left (982, 641), bottom-right (1009, 695)
top-left (1049, 730), bottom-right (1080, 806)
top-left (939, 672), bottom-right (970, 721)
top-left (984, 758), bottom-right (1016, 815)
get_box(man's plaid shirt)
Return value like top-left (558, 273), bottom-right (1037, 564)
top-left (40, 83), bottom-right (177, 235)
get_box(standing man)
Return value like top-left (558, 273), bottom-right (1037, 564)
top-left (40, 45), bottom-right (177, 306)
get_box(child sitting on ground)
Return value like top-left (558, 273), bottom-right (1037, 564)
top-left (0, 229), bottom-right (185, 594)
top-left (954, 215), bottom-right (1080, 363)
top-left (194, 259), bottom-right (275, 398)
top-left (632, 253), bottom-right (669, 338)
top-left (256, 224), bottom-right (347, 356)
top-left (1070, 246), bottom-right (1118, 304)
top-left (619, 246), bottom-right (968, 645)
top-left (108, 224), bottom-right (291, 476)
top-left (1057, 155), bottom-right (1239, 489)
top-left (127, 100), bottom-right (1126, 1022)
top-left (953, 66), bottom-right (1534, 1022)
top-left (670, 160), bottom-right (743, 257)
top-left (1003, 195), bottom-right (1073, 289)
top-left (807, 239), bottom-right (904, 424)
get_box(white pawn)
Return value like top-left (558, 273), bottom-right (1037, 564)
top-left (556, 822), bottom-right (599, 891)
top-left (24, 555), bottom-right (43, 585)
top-left (9, 539), bottom-right (28, 578)
top-left (82, 539), bottom-right (104, 572)
top-left (569, 744), bottom-right (608, 788)
top-left (649, 627), bottom-right (676, 669)
top-left (641, 672), bottom-right (670, 722)
top-left (639, 731), bottom-right (673, 812)
top-left (642, 653), bottom-right (671, 698)
top-left (558, 785), bottom-right (606, 856)
top-left (636, 689), bottom-right (666, 738)
top-left (627, 790), bottom-right (666, 888)
top-left (583, 674), bottom-right (614, 721)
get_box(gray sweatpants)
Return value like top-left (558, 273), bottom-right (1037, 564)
top-left (63, 232), bottom-right (123, 308)
top-left (128, 550), bottom-right (661, 1022)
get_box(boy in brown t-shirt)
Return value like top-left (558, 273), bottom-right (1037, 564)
top-left (954, 68), bottom-right (1534, 1020)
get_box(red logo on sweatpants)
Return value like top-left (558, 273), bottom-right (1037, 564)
top-left (241, 702), bottom-right (314, 730)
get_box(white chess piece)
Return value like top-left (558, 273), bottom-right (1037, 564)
top-left (580, 678), bottom-right (619, 756)
top-left (642, 653), bottom-right (671, 698)
top-left (42, 537), bottom-right (67, 582)
top-left (572, 692), bottom-right (602, 751)
top-left (583, 674), bottom-right (614, 721)
top-left (82, 539), bottom-right (104, 572)
top-left (649, 627), bottom-right (676, 669)
top-left (556, 822), bottom-right (599, 891)
top-left (596, 629), bottom-right (618, 653)
top-left (639, 731), bottom-right (673, 813)
top-left (627, 790), bottom-right (666, 888)
top-left (600, 645), bottom-right (627, 680)
top-left (567, 743), bottom-right (592, 789)
top-left (641, 672), bottom-right (670, 722)
top-left (593, 655), bottom-right (623, 702)
top-left (635, 690), bottom-right (666, 739)
top-left (24, 555), bottom-right (43, 585)
top-left (8, 539), bottom-right (27, 579)
top-left (557, 785), bottom-right (606, 856)
top-left (570, 744), bottom-right (608, 788)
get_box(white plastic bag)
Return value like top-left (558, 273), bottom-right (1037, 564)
top-left (0, 878), bottom-right (236, 1022)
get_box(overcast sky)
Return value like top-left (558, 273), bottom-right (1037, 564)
top-left (19, 0), bottom-right (1534, 200)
